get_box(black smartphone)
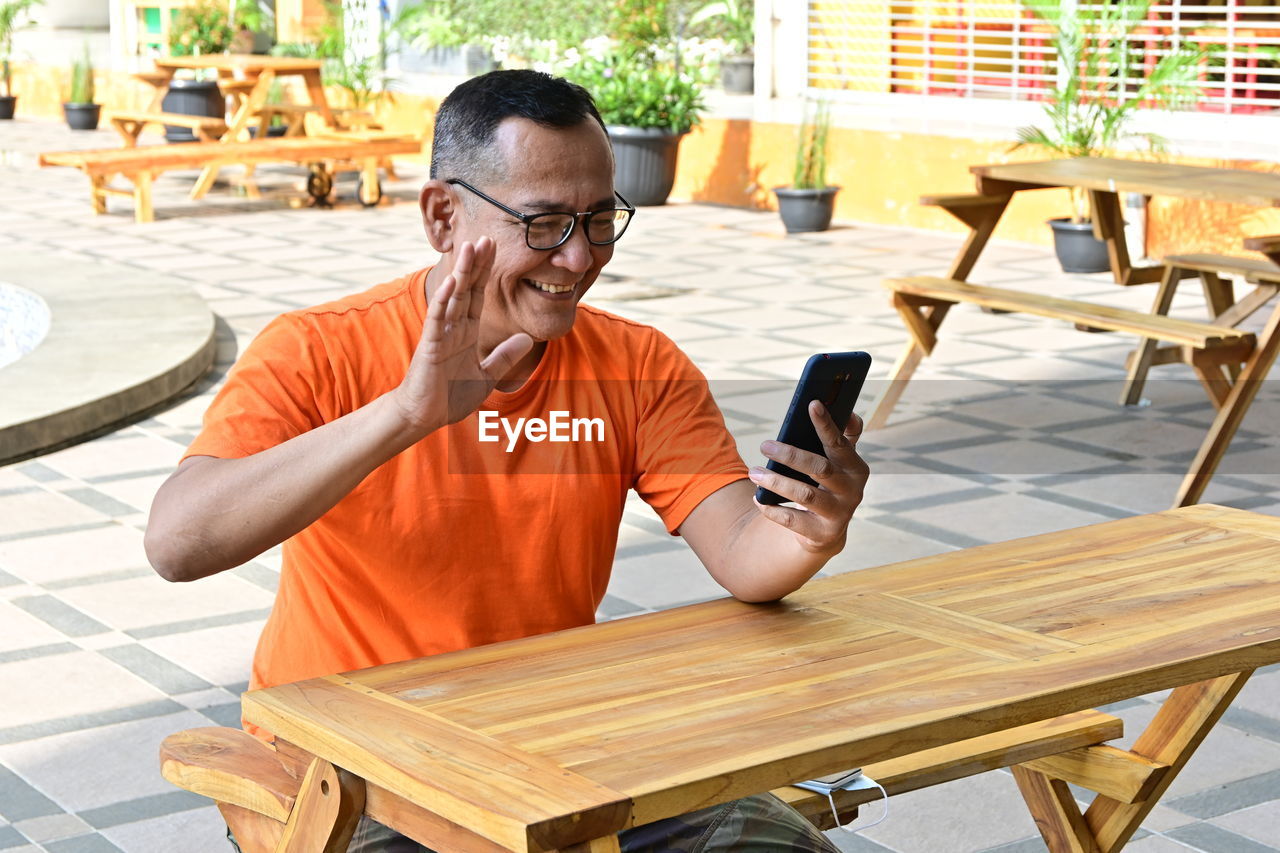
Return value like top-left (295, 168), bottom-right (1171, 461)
top-left (755, 352), bottom-right (872, 506)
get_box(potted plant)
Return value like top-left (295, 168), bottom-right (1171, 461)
top-left (1012, 0), bottom-right (1205, 273)
top-left (690, 0), bottom-right (754, 94)
top-left (160, 0), bottom-right (236, 142)
top-left (62, 42), bottom-right (99, 130)
top-left (774, 99), bottom-right (838, 233)
top-left (0, 0), bottom-right (40, 120)
top-left (563, 0), bottom-right (707, 206)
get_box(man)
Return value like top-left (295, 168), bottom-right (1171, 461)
top-left (146, 70), bottom-right (868, 852)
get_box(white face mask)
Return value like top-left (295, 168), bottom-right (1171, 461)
top-left (793, 769), bottom-right (890, 833)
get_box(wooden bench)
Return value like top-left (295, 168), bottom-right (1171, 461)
top-left (39, 134), bottom-right (423, 223)
top-left (108, 110), bottom-right (229, 146)
top-left (868, 274), bottom-right (1280, 507)
top-left (160, 709), bottom-right (1122, 848)
top-left (1125, 253), bottom-right (1280, 403)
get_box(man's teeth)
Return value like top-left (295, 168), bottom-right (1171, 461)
top-left (527, 279), bottom-right (574, 294)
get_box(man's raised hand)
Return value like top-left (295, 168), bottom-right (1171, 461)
top-left (392, 237), bottom-right (533, 436)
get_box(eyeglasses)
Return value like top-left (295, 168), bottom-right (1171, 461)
top-left (446, 179), bottom-right (635, 251)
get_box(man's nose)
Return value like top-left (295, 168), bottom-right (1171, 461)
top-left (551, 221), bottom-right (595, 272)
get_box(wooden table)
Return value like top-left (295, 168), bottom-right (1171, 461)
top-left (242, 504), bottom-right (1280, 853)
top-left (146, 55), bottom-right (336, 196)
top-left (951, 157), bottom-right (1280, 286)
top-left (877, 157), bottom-right (1280, 507)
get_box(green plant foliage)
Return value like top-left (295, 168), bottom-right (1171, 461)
top-left (170, 0), bottom-right (234, 56)
top-left (68, 42), bottom-right (93, 104)
top-left (0, 0), bottom-right (42, 97)
top-left (792, 99), bottom-right (831, 190)
top-left (1012, 0), bottom-right (1207, 221)
top-left (565, 51), bottom-right (707, 133)
top-left (688, 0), bottom-right (754, 55)
top-left (392, 0), bottom-right (609, 57)
top-left (232, 0), bottom-right (272, 34)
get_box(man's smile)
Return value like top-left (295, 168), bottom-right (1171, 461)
top-left (523, 277), bottom-right (577, 298)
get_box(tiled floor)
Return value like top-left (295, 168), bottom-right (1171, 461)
top-left (2, 118), bottom-right (1279, 853)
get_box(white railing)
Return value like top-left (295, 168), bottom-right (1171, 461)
top-left (805, 1), bottom-right (1280, 116)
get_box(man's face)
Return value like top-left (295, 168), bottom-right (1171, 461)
top-left (454, 117), bottom-right (617, 346)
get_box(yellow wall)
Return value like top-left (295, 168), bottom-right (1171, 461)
top-left (12, 60), bottom-right (1279, 253)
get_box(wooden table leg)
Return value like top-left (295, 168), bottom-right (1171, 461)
top-left (1121, 264), bottom-right (1182, 406)
top-left (275, 757), bottom-right (365, 852)
top-left (1175, 298), bottom-right (1280, 507)
top-left (89, 175), bottom-right (107, 214)
top-left (192, 70), bottom-right (277, 199)
top-left (301, 69), bottom-right (336, 127)
top-left (923, 193), bottom-right (1011, 282)
top-left (134, 171), bottom-right (154, 224)
top-left (1087, 190), bottom-right (1165, 287)
top-left (1015, 671), bottom-right (1252, 853)
top-left (867, 297), bottom-right (952, 430)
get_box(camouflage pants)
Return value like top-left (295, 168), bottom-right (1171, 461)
top-left (228, 792), bottom-right (839, 852)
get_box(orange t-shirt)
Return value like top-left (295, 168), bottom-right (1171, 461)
top-left (184, 268), bottom-right (747, 716)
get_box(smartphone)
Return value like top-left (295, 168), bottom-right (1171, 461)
top-left (755, 352), bottom-right (871, 506)
top-left (793, 768), bottom-right (865, 795)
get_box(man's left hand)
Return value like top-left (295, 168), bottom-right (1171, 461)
top-left (747, 402), bottom-right (869, 554)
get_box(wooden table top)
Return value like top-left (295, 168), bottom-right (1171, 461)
top-left (972, 157), bottom-right (1280, 207)
top-left (153, 54), bottom-right (323, 74)
top-left (242, 505), bottom-right (1280, 852)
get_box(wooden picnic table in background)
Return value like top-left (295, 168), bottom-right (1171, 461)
top-left (874, 157), bottom-right (1280, 507)
top-left (142, 55), bottom-right (337, 197)
top-left (236, 504), bottom-right (1280, 852)
top-left (950, 157), bottom-right (1280, 286)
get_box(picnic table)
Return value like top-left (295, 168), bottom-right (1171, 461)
top-left (134, 55), bottom-right (338, 197)
top-left (162, 504), bottom-right (1280, 852)
top-left (43, 55), bottom-right (422, 221)
top-left (872, 157), bottom-right (1280, 507)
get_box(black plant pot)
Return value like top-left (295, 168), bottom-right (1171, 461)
top-left (607, 126), bottom-right (686, 206)
top-left (160, 79), bottom-right (223, 143)
top-left (774, 186), bottom-right (840, 233)
top-left (0, 95), bottom-right (15, 120)
top-left (63, 102), bottom-right (101, 130)
top-left (1048, 217), bottom-right (1111, 273)
top-left (721, 54), bottom-right (754, 94)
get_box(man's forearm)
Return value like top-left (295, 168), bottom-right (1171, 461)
top-left (682, 480), bottom-right (842, 603)
top-left (710, 509), bottom-right (842, 603)
top-left (145, 392), bottom-right (422, 582)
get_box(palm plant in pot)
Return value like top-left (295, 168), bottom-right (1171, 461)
top-left (0, 0), bottom-right (41, 120)
top-left (775, 99), bottom-right (838, 234)
top-left (63, 43), bottom-right (99, 130)
top-left (1012, 0), bottom-right (1205, 273)
top-left (564, 0), bottom-right (707, 206)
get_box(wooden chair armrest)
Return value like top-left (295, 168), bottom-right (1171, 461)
top-left (160, 727), bottom-right (302, 822)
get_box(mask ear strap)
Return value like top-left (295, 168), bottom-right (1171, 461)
top-left (830, 776), bottom-right (891, 833)
top-left (824, 790), bottom-right (843, 828)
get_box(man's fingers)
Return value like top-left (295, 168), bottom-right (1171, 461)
top-left (750, 498), bottom-right (826, 542)
top-left (844, 411), bottom-right (865, 443)
top-left (423, 275), bottom-right (456, 344)
top-left (480, 333), bottom-right (534, 380)
top-left (760, 438), bottom-right (838, 484)
top-left (747, 465), bottom-right (836, 514)
top-left (810, 401), bottom-right (862, 464)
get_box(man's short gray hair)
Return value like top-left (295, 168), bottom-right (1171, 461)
top-left (430, 69), bottom-right (608, 190)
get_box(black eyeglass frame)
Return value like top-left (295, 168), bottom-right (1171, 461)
top-left (446, 178), bottom-right (636, 251)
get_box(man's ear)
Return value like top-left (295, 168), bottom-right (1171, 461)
top-left (420, 180), bottom-right (456, 253)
